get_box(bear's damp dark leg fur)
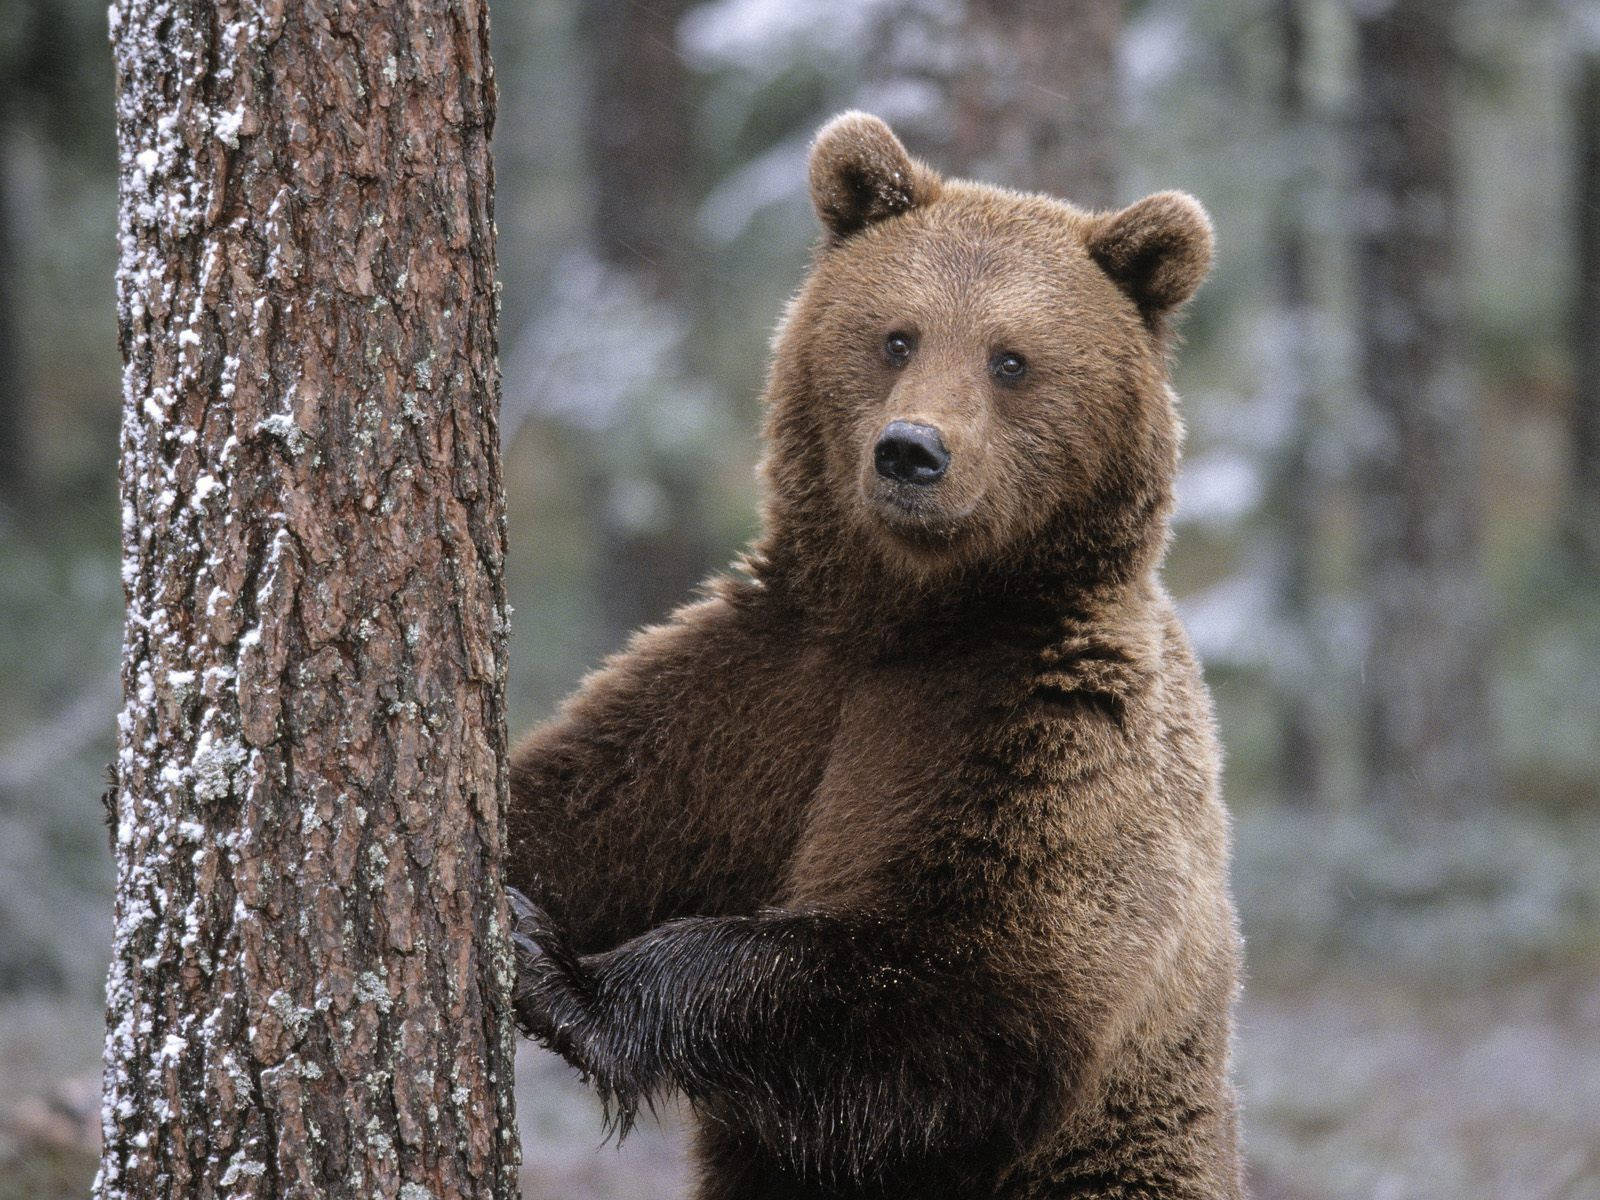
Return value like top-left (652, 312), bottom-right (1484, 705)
top-left (509, 890), bottom-right (1058, 1190)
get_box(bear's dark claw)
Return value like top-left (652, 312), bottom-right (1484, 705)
top-left (506, 884), bottom-right (596, 1051)
top-left (505, 884), bottom-right (539, 925)
top-left (507, 886), bottom-right (589, 987)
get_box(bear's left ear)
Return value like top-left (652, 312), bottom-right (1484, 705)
top-left (1086, 191), bottom-right (1214, 319)
top-left (808, 111), bottom-right (940, 244)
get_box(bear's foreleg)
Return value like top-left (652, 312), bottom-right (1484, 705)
top-left (509, 890), bottom-right (1061, 1185)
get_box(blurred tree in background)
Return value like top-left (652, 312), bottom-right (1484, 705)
top-left (1262, 0), bottom-right (1331, 809)
top-left (1351, 0), bottom-right (1499, 819)
top-left (1570, 12), bottom-right (1600, 575)
top-left (575, 0), bottom-right (727, 637)
top-left (949, 0), bottom-right (1122, 206)
top-left (2, 1), bottom-right (1598, 1197)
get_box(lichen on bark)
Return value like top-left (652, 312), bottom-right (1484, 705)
top-left (99, 1), bottom-right (518, 1197)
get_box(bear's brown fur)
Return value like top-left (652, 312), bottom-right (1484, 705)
top-left (508, 111), bottom-right (1243, 1200)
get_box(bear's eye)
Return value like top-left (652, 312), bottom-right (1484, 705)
top-left (883, 332), bottom-right (915, 366)
top-left (990, 351), bottom-right (1027, 382)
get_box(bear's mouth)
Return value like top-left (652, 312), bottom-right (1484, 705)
top-left (867, 480), bottom-right (978, 546)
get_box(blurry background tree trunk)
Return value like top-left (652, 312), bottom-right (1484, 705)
top-left (97, 1), bottom-right (519, 1196)
top-left (1350, 0), bottom-right (1499, 819)
top-left (951, 0), bottom-right (1122, 209)
top-left (1569, 42), bottom-right (1600, 577)
top-left (1267, 0), bottom-right (1328, 807)
top-left (0, 27), bottom-right (39, 513)
top-left (580, 0), bottom-right (714, 636)
top-left (866, 0), bottom-right (1122, 209)
top-left (586, 0), bottom-right (693, 295)
top-left (0, 130), bottom-right (26, 510)
top-left (0, 0), bottom-right (123, 515)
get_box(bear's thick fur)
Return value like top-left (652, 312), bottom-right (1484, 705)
top-left (508, 112), bottom-right (1243, 1200)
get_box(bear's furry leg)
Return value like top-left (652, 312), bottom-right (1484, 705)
top-left (508, 892), bottom-right (1057, 1186)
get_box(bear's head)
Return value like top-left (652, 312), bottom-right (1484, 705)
top-left (755, 112), bottom-right (1212, 623)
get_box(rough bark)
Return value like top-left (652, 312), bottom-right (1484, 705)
top-left (1350, 0), bottom-right (1498, 818)
top-left (98, 2), bottom-right (518, 1198)
top-left (950, 0), bottom-right (1123, 209)
top-left (1268, 0), bottom-right (1327, 806)
top-left (1569, 48), bottom-right (1600, 575)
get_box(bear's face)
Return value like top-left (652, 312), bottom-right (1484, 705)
top-left (764, 113), bottom-right (1213, 588)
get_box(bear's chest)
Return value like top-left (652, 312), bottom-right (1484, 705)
top-left (780, 660), bottom-right (1056, 910)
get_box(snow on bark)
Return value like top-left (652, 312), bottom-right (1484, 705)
top-left (99, 1), bottom-right (519, 1197)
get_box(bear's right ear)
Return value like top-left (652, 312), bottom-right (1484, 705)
top-left (808, 112), bottom-right (939, 244)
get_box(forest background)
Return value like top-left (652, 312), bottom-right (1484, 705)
top-left (1, 0), bottom-right (1597, 1197)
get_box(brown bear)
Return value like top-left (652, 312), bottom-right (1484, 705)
top-left (507, 111), bottom-right (1243, 1200)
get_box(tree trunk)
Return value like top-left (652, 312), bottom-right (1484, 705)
top-left (1350, 0), bottom-right (1498, 818)
top-left (1268, 0), bottom-right (1327, 806)
top-left (1569, 47), bottom-right (1600, 576)
top-left (950, 0), bottom-right (1123, 209)
top-left (98, 2), bottom-right (519, 1198)
top-left (581, 0), bottom-right (711, 638)
top-left (585, 0), bottom-right (693, 296)
top-left (865, 1), bottom-right (1122, 205)
top-left (0, 97), bottom-right (31, 509)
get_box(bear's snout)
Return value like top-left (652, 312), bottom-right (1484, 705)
top-left (874, 421), bottom-right (950, 485)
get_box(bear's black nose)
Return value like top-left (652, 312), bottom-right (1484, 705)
top-left (874, 421), bottom-right (949, 485)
